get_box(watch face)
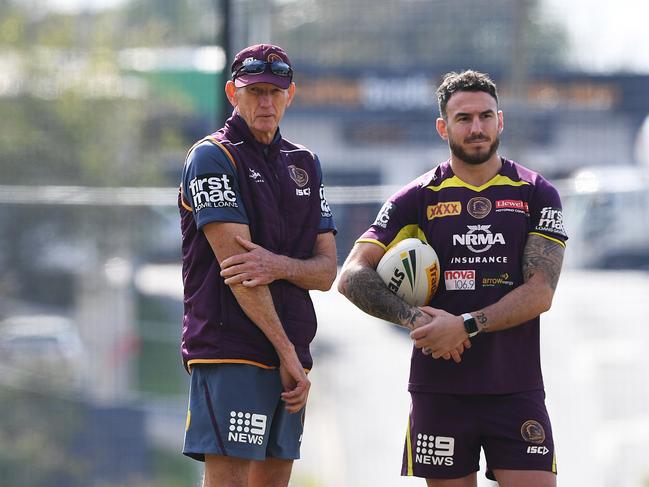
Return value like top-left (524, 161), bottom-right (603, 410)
top-left (463, 315), bottom-right (479, 335)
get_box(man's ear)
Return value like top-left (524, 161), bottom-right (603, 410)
top-left (436, 117), bottom-right (448, 141)
top-left (225, 81), bottom-right (238, 107)
top-left (286, 82), bottom-right (296, 107)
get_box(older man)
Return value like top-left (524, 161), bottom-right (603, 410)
top-left (179, 44), bottom-right (337, 487)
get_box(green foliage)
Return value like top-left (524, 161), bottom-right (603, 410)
top-left (0, 386), bottom-right (87, 486)
top-left (150, 446), bottom-right (200, 487)
top-left (0, 1), bottom-right (207, 187)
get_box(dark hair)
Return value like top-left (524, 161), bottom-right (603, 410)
top-left (436, 70), bottom-right (498, 119)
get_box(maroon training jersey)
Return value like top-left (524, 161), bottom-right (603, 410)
top-left (359, 158), bottom-right (567, 394)
top-left (179, 114), bottom-right (336, 371)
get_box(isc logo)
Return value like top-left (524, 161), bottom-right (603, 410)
top-left (527, 446), bottom-right (549, 455)
top-left (296, 188), bottom-right (311, 196)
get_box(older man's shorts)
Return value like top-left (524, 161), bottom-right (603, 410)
top-left (183, 364), bottom-right (305, 462)
top-left (402, 390), bottom-right (556, 480)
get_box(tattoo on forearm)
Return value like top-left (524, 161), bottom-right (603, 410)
top-left (344, 267), bottom-right (421, 328)
top-left (476, 311), bottom-right (488, 331)
top-left (522, 236), bottom-right (565, 290)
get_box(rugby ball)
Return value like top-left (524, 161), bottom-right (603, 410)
top-left (376, 238), bottom-right (440, 306)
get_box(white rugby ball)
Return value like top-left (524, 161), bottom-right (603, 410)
top-left (376, 238), bottom-right (440, 307)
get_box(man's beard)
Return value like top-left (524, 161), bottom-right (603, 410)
top-left (449, 134), bottom-right (500, 165)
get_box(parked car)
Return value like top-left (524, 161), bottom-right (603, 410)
top-left (559, 165), bottom-right (649, 269)
top-left (0, 314), bottom-right (86, 389)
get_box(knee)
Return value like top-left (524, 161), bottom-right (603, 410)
top-left (204, 454), bottom-right (249, 487)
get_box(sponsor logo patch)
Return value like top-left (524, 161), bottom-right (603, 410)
top-left (414, 433), bottom-right (455, 466)
top-left (481, 272), bottom-right (514, 288)
top-left (467, 197), bottom-right (492, 219)
top-left (319, 185), bottom-right (332, 218)
top-left (452, 225), bottom-right (506, 253)
top-left (373, 201), bottom-right (394, 229)
top-left (536, 207), bottom-right (566, 237)
top-left (228, 410), bottom-right (267, 445)
top-left (520, 419), bottom-right (546, 444)
top-left (496, 199), bottom-right (529, 214)
top-left (189, 173), bottom-right (239, 211)
top-left (450, 256), bottom-right (508, 264)
top-left (444, 269), bottom-right (476, 290)
top-left (427, 201), bottom-right (462, 220)
top-left (288, 165), bottom-right (309, 187)
top-left (527, 445), bottom-right (550, 455)
top-left (248, 167), bottom-right (265, 183)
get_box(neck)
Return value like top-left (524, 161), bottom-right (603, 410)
top-left (251, 129), bottom-right (275, 145)
top-left (450, 154), bottom-right (502, 186)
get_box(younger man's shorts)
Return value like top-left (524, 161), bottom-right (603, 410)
top-left (183, 363), bottom-right (305, 462)
top-left (402, 389), bottom-right (557, 480)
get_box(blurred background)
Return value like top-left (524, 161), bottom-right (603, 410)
top-left (1, 0), bottom-right (649, 485)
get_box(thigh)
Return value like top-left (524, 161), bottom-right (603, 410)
top-left (425, 473), bottom-right (477, 487)
top-left (481, 390), bottom-right (557, 481)
top-left (402, 392), bottom-right (481, 480)
top-left (491, 469), bottom-right (556, 487)
top-left (183, 364), bottom-right (284, 462)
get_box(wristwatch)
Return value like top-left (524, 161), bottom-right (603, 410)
top-left (462, 313), bottom-right (479, 338)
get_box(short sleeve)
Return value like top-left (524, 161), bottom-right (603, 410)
top-left (314, 155), bottom-right (337, 234)
top-left (529, 177), bottom-right (568, 245)
top-left (182, 141), bottom-right (249, 229)
top-left (357, 184), bottom-right (420, 249)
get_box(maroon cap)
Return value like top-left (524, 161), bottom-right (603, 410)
top-left (231, 44), bottom-right (293, 89)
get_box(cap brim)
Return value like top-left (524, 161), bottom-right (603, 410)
top-left (233, 73), bottom-right (291, 89)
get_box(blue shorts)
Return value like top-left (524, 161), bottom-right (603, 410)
top-left (182, 364), bottom-right (305, 462)
top-left (402, 390), bottom-right (556, 480)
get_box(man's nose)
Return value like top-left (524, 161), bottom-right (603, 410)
top-left (470, 117), bottom-right (483, 134)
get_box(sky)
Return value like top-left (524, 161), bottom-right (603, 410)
top-left (541, 0), bottom-right (649, 73)
top-left (42, 0), bottom-right (649, 74)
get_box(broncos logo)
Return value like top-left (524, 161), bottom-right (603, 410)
top-left (520, 420), bottom-right (546, 444)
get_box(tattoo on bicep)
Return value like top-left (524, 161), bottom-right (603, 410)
top-left (522, 236), bottom-right (565, 290)
top-left (345, 267), bottom-right (419, 328)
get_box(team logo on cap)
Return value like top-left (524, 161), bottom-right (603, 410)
top-left (467, 197), bottom-right (492, 219)
top-left (268, 52), bottom-right (283, 63)
top-left (520, 419), bottom-right (546, 444)
top-left (288, 165), bottom-right (309, 187)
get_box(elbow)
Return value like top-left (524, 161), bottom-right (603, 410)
top-left (537, 286), bottom-right (555, 314)
top-left (311, 263), bottom-right (337, 292)
top-left (540, 295), bottom-right (553, 314)
top-left (318, 269), bottom-right (337, 292)
top-left (336, 269), bottom-right (350, 296)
